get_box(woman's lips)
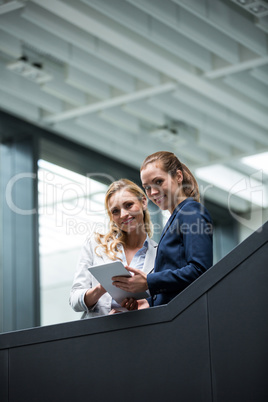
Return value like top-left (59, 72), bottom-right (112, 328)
top-left (122, 217), bottom-right (134, 224)
top-left (154, 195), bottom-right (165, 204)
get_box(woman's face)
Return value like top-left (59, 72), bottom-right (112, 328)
top-left (108, 189), bottom-right (147, 233)
top-left (141, 161), bottom-right (183, 213)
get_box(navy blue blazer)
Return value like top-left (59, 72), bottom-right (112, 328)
top-left (147, 198), bottom-right (213, 306)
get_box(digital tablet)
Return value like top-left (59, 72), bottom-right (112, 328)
top-left (88, 261), bottom-right (149, 304)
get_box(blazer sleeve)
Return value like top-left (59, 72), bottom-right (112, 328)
top-left (147, 202), bottom-right (213, 296)
top-left (69, 237), bottom-right (95, 312)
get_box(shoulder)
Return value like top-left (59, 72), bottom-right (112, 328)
top-left (81, 233), bottom-right (115, 262)
top-left (81, 233), bottom-right (102, 251)
top-left (177, 199), bottom-right (212, 223)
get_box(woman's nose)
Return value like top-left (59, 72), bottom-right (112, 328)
top-left (120, 208), bottom-right (128, 218)
top-left (150, 186), bottom-right (158, 196)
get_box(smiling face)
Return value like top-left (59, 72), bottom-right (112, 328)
top-left (108, 189), bottom-right (147, 233)
top-left (141, 161), bottom-right (185, 213)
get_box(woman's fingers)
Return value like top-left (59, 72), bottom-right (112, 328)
top-left (109, 309), bottom-right (119, 315)
top-left (121, 298), bottom-right (138, 310)
top-left (112, 276), bottom-right (129, 283)
top-left (112, 269), bottom-right (148, 293)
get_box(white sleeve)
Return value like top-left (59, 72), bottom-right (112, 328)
top-left (69, 237), bottom-right (95, 312)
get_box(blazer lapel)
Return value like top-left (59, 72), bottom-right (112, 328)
top-left (158, 199), bottom-right (193, 247)
top-left (158, 199), bottom-right (191, 247)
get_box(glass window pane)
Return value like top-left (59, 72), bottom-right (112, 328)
top-left (38, 159), bottom-right (108, 326)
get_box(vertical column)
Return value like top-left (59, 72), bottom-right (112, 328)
top-left (0, 137), bottom-right (40, 332)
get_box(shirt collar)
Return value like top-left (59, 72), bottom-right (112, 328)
top-left (143, 234), bottom-right (149, 249)
top-left (117, 233), bottom-right (149, 250)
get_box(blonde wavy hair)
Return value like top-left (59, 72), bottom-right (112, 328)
top-left (95, 179), bottom-right (153, 260)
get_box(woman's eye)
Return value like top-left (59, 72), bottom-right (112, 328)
top-left (155, 180), bottom-right (163, 185)
top-left (144, 186), bottom-right (151, 191)
top-left (111, 209), bottom-right (119, 215)
top-left (126, 202), bottom-right (133, 208)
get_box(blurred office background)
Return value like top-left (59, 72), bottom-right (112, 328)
top-left (0, 0), bottom-right (267, 332)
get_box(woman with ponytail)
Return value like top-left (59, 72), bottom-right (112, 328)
top-left (69, 179), bottom-right (157, 317)
top-left (112, 152), bottom-right (213, 308)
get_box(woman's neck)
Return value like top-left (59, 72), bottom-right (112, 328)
top-left (169, 195), bottom-right (187, 214)
top-left (124, 228), bottom-right (147, 250)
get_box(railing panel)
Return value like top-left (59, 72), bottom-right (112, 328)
top-left (8, 295), bottom-right (212, 402)
top-left (0, 350), bottom-right (8, 402)
top-left (208, 242), bottom-right (268, 402)
top-left (0, 222), bottom-right (267, 402)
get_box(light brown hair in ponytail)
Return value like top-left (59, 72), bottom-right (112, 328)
top-left (95, 179), bottom-right (153, 260)
top-left (140, 151), bottom-right (200, 202)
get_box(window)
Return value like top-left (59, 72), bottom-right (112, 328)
top-left (38, 160), bottom-right (108, 325)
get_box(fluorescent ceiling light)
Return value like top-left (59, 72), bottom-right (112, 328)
top-left (195, 164), bottom-right (268, 207)
top-left (241, 152), bottom-right (268, 175)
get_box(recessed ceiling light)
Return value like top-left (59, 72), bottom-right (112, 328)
top-left (6, 58), bottom-right (53, 84)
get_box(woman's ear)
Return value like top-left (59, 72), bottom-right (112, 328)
top-left (142, 196), bottom-right (148, 210)
top-left (176, 169), bottom-right (183, 184)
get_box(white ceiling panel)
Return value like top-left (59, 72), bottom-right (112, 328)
top-left (0, 0), bottom-right (267, 212)
top-left (250, 64), bottom-right (268, 85)
top-left (66, 66), bottom-right (111, 100)
top-left (127, 0), bottom-right (240, 64)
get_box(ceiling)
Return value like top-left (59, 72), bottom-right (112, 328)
top-left (0, 0), bottom-right (268, 213)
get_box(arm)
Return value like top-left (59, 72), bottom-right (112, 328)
top-left (69, 238), bottom-right (107, 312)
top-left (84, 284), bottom-right (106, 308)
top-left (111, 238), bottom-right (157, 305)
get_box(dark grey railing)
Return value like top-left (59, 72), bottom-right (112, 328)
top-left (1, 221), bottom-right (267, 402)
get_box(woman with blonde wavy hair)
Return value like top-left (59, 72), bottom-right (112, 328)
top-left (69, 179), bottom-right (157, 317)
